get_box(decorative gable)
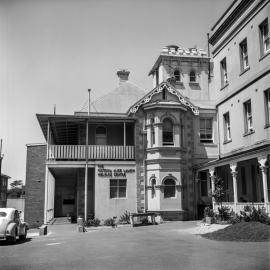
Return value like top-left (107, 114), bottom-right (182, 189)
top-left (128, 82), bottom-right (199, 115)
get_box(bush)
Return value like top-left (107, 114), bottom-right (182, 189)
top-left (228, 213), bottom-right (242, 224)
top-left (119, 211), bottom-right (130, 224)
top-left (104, 218), bottom-right (114, 226)
top-left (239, 206), bottom-right (270, 225)
top-left (217, 206), bottom-right (231, 221)
top-left (204, 206), bottom-right (214, 218)
top-left (85, 218), bottom-right (101, 227)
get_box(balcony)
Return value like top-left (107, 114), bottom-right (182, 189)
top-left (48, 145), bottom-right (135, 161)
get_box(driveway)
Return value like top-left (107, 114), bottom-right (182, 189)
top-left (0, 221), bottom-right (269, 270)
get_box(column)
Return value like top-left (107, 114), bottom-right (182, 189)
top-left (258, 156), bottom-right (269, 207)
top-left (230, 163), bottom-right (238, 211)
top-left (84, 120), bottom-right (89, 221)
top-left (46, 120), bottom-right (50, 160)
top-left (123, 122), bottom-right (126, 160)
top-left (209, 168), bottom-right (215, 209)
top-left (44, 165), bottom-right (49, 224)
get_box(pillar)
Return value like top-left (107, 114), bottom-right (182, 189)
top-left (209, 168), bottom-right (215, 208)
top-left (123, 122), bottom-right (126, 160)
top-left (258, 156), bottom-right (269, 207)
top-left (44, 165), bottom-right (49, 224)
top-left (230, 163), bottom-right (238, 211)
top-left (85, 120), bottom-right (89, 221)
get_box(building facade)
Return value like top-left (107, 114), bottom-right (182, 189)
top-left (196, 0), bottom-right (270, 214)
top-left (25, 0), bottom-right (270, 227)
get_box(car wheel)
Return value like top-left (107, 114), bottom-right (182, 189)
top-left (19, 229), bottom-right (27, 240)
top-left (7, 236), bottom-right (16, 244)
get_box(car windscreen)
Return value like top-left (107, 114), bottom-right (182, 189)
top-left (0, 212), bottom-right (7, 217)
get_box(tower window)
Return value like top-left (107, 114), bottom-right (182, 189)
top-left (162, 118), bottom-right (174, 145)
top-left (189, 71), bottom-right (196, 82)
top-left (174, 69), bottom-right (180, 82)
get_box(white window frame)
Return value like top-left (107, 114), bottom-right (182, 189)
top-left (265, 89), bottom-right (270, 125)
top-left (223, 112), bottom-right (231, 142)
top-left (243, 100), bottom-right (253, 132)
top-left (220, 58), bottom-right (228, 87)
top-left (239, 39), bottom-right (249, 71)
top-left (109, 179), bottom-right (127, 199)
top-left (200, 118), bottom-right (213, 143)
top-left (260, 19), bottom-right (270, 55)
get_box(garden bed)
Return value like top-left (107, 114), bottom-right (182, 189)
top-left (201, 221), bottom-right (270, 242)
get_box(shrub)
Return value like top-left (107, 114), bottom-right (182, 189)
top-left (204, 206), bottom-right (214, 218)
top-left (239, 206), bottom-right (270, 225)
top-left (85, 218), bottom-right (101, 227)
top-left (217, 206), bottom-right (231, 221)
top-left (104, 218), bottom-right (114, 226)
top-left (119, 211), bottom-right (130, 224)
top-left (228, 213), bottom-right (242, 224)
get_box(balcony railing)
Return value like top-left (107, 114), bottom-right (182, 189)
top-left (213, 202), bottom-right (270, 213)
top-left (48, 145), bottom-right (135, 160)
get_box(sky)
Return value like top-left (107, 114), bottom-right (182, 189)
top-left (0, 0), bottom-right (232, 183)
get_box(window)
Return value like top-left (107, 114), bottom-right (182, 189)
top-left (110, 179), bottom-right (127, 198)
top-left (189, 71), bottom-right (196, 82)
top-left (200, 171), bottom-right (208, 197)
top-left (151, 118), bottom-right (155, 146)
top-left (200, 118), bottom-right (213, 143)
top-left (259, 19), bottom-right (270, 55)
top-left (174, 69), bottom-right (180, 82)
top-left (243, 100), bottom-right (253, 132)
top-left (164, 179), bottom-right (176, 198)
top-left (162, 118), bottom-right (174, 145)
top-left (223, 112), bottom-right (231, 141)
top-left (156, 70), bottom-right (159, 86)
top-left (95, 126), bottom-right (107, 145)
top-left (239, 39), bottom-right (249, 71)
top-left (220, 58), bottom-right (228, 87)
top-left (265, 89), bottom-right (270, 126)
top-left (151, 178), bottom-right (156, 198)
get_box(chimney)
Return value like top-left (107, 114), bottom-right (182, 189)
top-left (117, 69), bottom-right (130, 84)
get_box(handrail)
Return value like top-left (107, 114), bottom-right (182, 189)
top-left (48, 145), bottom-right (135, 160)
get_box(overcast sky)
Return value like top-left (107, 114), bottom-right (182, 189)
top-left (0, 0), bottom-right (232, 183)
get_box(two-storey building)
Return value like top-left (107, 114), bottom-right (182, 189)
top-left (0, 173), bottom-right (10, 207)
top-left (25, 46), bottom-right (216, 227)
top-left (197, 0), bottom-right (270, 214)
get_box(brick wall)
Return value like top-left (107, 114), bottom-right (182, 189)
top-left (24, 144), bottom-right (46, 228)
top-left (134, 110), bottom-right (146, 212)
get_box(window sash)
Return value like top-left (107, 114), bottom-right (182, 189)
top-left (265, 90), bottom-right (270, 124)
top-left (110, 179), bottom-right (127, 198)
top-left (244, 101), bottom-right (253, 131)
top-left (240, 40), bottom-right (249, 70)
top-left (220, 59), bottom-right (228, 85)
top-left (223, 113), bottom-right (231, 141)
top-left (200, 119), bottom-right (213, 142)
top-left (260, 20), bottom-right (270, 54)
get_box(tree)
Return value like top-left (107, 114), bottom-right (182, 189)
top-left (211, 176), bottom-right (226, 207)
top-left (9, 180), bottom-right (23, 189)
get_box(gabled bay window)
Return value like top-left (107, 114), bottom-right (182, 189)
top-left (162, 118), bottom-right (174, 146)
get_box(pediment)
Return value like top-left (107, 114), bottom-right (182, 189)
top-left (128, 82), bottom-right (199, 115)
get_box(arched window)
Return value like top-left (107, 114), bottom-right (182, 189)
top-left (190, 71), bottom-right (196, 82)
top-left (95, 126), bottom-right (107, 145)
top-left (151, 118), bottom-right (155, 146)
top-left (174, 69), bottom-right (180, 82)
top-left (162, 118), bottom-right (174, 145)
top-left (164, 179), bottom-right (176, 198)
top-left (151, 178), bottom-right (156, 198)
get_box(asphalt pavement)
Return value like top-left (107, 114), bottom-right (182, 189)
top-left (0, 221), bottom-right (269, 270)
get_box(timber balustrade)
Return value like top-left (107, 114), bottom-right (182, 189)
top-left (48, 145), bottom-right (135, 160)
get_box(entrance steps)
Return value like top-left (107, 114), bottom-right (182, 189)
top-left (51, 217), bottom-right (72, 225)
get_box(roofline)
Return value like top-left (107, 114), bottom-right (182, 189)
top-left (210, 0), bottom-right (238, 31)
top-left (26, 143), bottom-right (46, 147)
top-left (148, 54), bottom-right (211, 76)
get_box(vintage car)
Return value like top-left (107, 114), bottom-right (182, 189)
top-left (0, 208), bottom-right (28, 243)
